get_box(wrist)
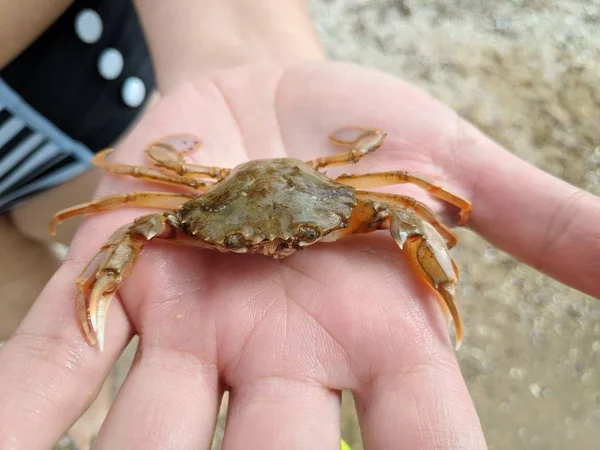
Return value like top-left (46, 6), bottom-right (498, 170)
top-left (133, 0), bottom-right (325, 92)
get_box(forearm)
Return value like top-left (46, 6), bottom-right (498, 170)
top-left (133, 0), bottom-right (325, 92)
top-left (0, 0), bottom-right (73, 69)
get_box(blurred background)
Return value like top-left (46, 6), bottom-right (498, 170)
top-left (2, 0), bottom-right (598, 449)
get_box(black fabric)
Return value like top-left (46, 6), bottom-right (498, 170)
top-left (0, 0), bottom-right (156, 151)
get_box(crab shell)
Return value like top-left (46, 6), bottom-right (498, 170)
top-left (174, 159), bottom-right (356, 257)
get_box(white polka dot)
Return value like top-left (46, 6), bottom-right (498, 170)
top-left (97, 48), bottom-right (124, 80)
top-left (121, 77), bottom-right (146, 108)
top-left (74, 9), bottom-right (103, 44)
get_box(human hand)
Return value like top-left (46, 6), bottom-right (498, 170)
top-left (1, 62), bottom-right (598, 450)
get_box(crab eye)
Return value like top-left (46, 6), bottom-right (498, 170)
top-left (224, 233), bottom-right (245, 249)
top-left (297, 224), bottom-right (320, 242)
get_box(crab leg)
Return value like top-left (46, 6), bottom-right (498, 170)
top-left (329, 198), bottom-right (463, 348)
top-left (92, 149), bottom-right (214, 189)
top-left (145, 133), bottom-right (231, 181)
top-left (307, 127), bottom-right (387, 170)
top-left (49, 191), bottom-right (197, 235)
top-left (388, 207), bottom-right (463, 349)
top-left (336, 171), bottom-right (471, 225)
top-left (76, 213), bottom-right (178, 350)
top-left (355, 190), bottom-right (458, 249)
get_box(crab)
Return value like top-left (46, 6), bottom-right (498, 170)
top-left (50, 127), bottom-right (471, 351)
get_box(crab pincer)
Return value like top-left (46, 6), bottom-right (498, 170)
top-left (389, 209), bottom-right (463, 348)
top-left (75, 214), bottom-right (177, 350)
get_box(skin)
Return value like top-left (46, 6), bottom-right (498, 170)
top-left (0, 0), bottom-right (73, 68)
top-left (0, 62), bottom-right (599, 450)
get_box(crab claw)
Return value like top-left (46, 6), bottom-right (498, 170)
top-left (144, 133), bottom-right (230, 180)
top-left (149, 133), bottom-right (203, 154)
top-left (390, 208), bottom-right (463, 349)
top-left (328, 126), bottom-right (387, 157)
top-left (74, 214), bottom-right (174, 350)
top-left (84, 273), bottom-right (118, 351)
top-left (75, 225), bottom-right (135, 351)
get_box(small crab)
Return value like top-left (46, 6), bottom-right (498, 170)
top-left (50, 127), bottom-right (471, 351)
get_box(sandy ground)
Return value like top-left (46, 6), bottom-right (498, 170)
top-left (3, 1), bottom-right (598, 449)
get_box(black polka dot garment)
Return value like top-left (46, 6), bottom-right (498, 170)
top-left (0, 0), bottom-right (155, 214)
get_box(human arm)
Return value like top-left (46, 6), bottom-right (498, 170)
top-left (0, 0), bottom-right (73, 68)
top-left (132, 0), bottom-right (325, 92)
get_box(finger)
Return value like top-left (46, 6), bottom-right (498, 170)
top-left (77, 238), bottom-right (222, 450)
top-left (222, 377), bottom-right (341, 450)
top-left (92, 342), bottom-right (221, 449)
top-left (445, 125), bottom-right (600, 299)
top-left (0, 258), bottom-right (132, 448)
top-left (279, 63), bottom-right (600, 299)
top-left (355, 356), bottom-right (487, 450)
top-left (375, 98), bottom-right (600, 299)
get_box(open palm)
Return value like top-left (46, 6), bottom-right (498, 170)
top-left (1, 62), bottom-right (598, 450)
